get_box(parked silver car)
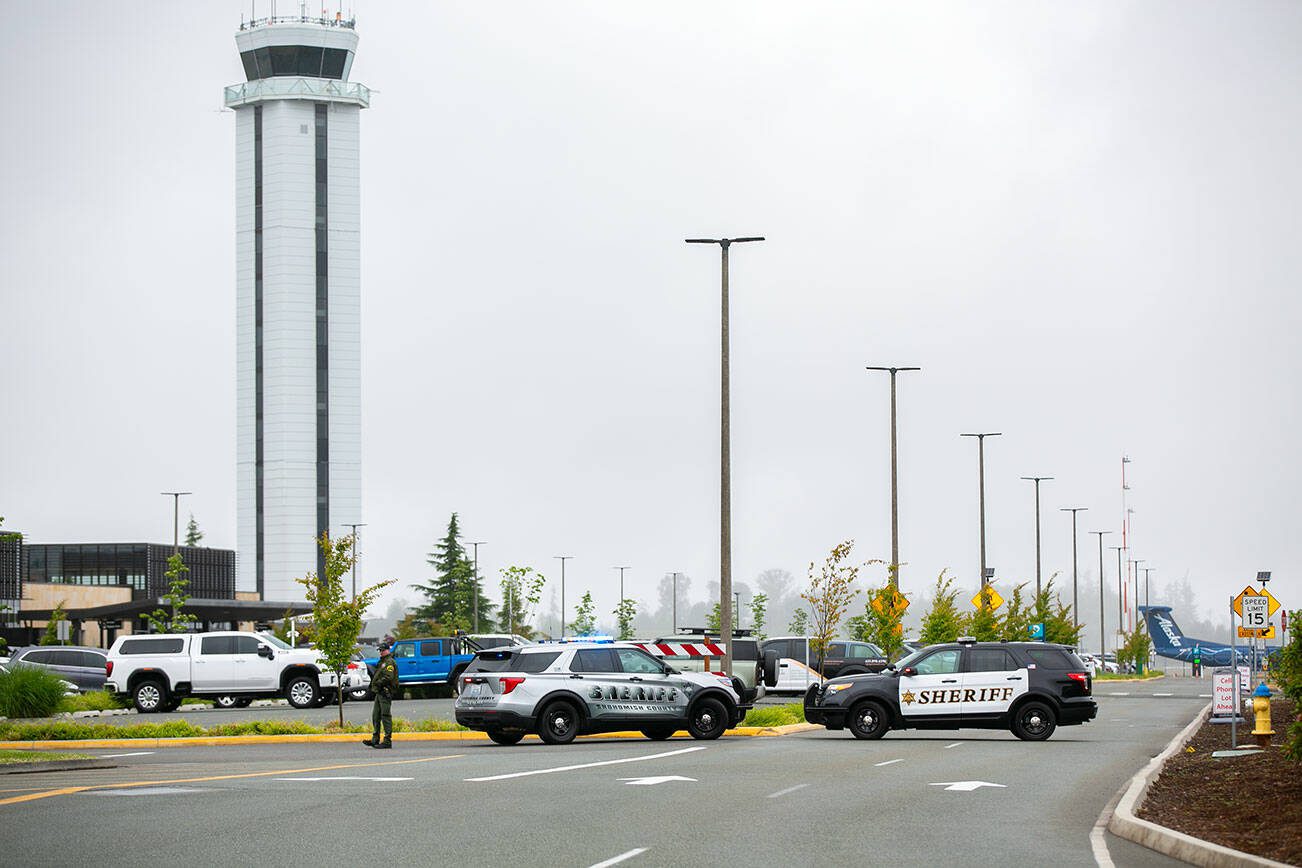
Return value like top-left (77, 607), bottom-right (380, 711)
top-left (7, 646), bottom-right (107, 692)
top-left (454, 642), bottom-right (753, 745)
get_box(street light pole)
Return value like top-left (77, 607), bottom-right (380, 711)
top-left (686, 234), bottom-right (764, 677)
top-left (1090, 531), bottom-right (1111, 658)
top-left (470, 542), bottom-right (487, 632)
top-left (866, 366), bottom-right (920, 586)
top-left (671, 572), bottom-right (682, 634)
top-left (1020, 477), bottom-right (1054, 598)
top-left (614, 566), bottom-right (630, 610)
top-left (1129, 558), bottom-right (1144, 633)
top-left (1110, 546), bottom-right (1125, 643)
top-left (343, 522), bottom-right (367, 602)
top-left (554, 556), bottom-right (573, 638)
top-left (1143, 567), bottom-right (1154, 610)
top-left (1060, 508), bottom-right (1087, 629)
top-left (160, 491), bottom-right (192, 552)
top-left (960, 433), bottom-right (1001, 584)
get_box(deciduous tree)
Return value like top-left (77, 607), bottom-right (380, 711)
top-left (613, 597), bottom-right (638, 641)
top-left (297, 532), bottom-right (393, 726)
top-left (40, 600), bottom-right (68, 646)
top-left (499, 566), bottom-right (546, 637)
top-left (801, 540), bottom-right (863, 662)
top-left (572, 590), bottom-right (596, 635)
top-left (749, 592), bottom-right (769, 641)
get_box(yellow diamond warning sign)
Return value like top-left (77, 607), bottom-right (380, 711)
top-left (871, 586), bottom-right (910, 616)
top-left (971, 585), bottom-right (1004, 612)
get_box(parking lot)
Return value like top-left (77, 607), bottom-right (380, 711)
top-left (0, 680), bottom-right (1208, 867)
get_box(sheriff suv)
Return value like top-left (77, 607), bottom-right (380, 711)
top-left (454, 642), bottom-right (752, 745)
top-left (804, 638), bottom-right (1096, 741)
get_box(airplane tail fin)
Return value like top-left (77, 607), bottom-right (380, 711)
top-left (1139, 605), bottom-right (1187, 656)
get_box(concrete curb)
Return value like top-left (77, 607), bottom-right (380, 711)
top-left (0, 758), bottom-right (116, 775)
top-left (1105, 701), bottom-right (1292, 867)
top-left (0, 721), bottom-right (817, 751)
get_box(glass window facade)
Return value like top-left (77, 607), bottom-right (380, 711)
top-left (22, 544), bottom-right (235, 600)
top-left (240, 47), bottom-right (351, 81)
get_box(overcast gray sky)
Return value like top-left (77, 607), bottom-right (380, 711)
top-left (2, 1), bottom-right (1298, 631)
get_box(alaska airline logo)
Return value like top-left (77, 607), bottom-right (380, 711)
top-left (1155, 614), bottom-right (1182, 648)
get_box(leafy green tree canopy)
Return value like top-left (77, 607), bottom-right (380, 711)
top-left (918, 571), bottom-right (965, 646)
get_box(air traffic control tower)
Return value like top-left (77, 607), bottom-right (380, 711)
top-left (225, 15), bottom-right (369, 600)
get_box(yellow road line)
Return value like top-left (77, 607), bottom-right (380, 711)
top-left (0, 754), bottom-right (463, 808)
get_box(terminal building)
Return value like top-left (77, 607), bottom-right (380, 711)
top-left (0, 533), bottom-right (308, 649)
top-left (225, 13), bottom-right (370, 602)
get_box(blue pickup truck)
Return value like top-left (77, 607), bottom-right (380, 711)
top-left (364, 636), bottom-right (477, 697)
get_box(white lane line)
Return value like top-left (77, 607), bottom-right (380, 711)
top-left (588, 848), bottom-right (648, 868)
top-left (98, 751), bottom-right (155, 758)
top-left (466, 746), bottom-right (706, 782)
top-left (874, 759), bottom-right (904, 767)
top-left (767, 783), bottom-right (808, 799)
top-left (275, 777), bottom-right (413, 782)
top-left (1107, 692), bottom-right (1130, 696)
top-left (943, 742), bottom-right (964, 749)
top-left (1152, 693), bottom-right (1173, 697)
top-left (1198, 694), bottom-right (1212, 698)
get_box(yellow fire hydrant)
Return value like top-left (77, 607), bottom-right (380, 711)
top-left (1251, 682), bottom-right (1274, 748)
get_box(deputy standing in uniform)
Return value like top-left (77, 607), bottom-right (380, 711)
top-left (364, 641), bottom-right (399, 749)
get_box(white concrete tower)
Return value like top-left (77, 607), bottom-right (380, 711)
top-left (226, 13), bottom-right (368, 600)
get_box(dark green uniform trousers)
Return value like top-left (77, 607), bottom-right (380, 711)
top-left (371, 695), bottom-right (393, 741)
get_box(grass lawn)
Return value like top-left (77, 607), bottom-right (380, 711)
top-left (0, 748), bottom-right (95, 764)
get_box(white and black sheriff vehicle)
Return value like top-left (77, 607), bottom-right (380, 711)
top-left (804, 638), bottom-right (1097, 741)
top-left (454, 641), bottom-right (754, 745)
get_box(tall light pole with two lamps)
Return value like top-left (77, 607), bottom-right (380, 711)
top-left (686, 234), bottom-right (764, 676)
top-left (865, 366), bottom-right (920, 586)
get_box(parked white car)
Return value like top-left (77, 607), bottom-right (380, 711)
top-left (105, 631), bottom-right (345, 713)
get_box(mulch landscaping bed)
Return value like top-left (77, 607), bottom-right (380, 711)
top-left (1139, 696), bottom-right (1300, 865)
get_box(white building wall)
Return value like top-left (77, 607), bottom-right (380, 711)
top-left (235, 108), bottom-right (257, 594)
top-left (235, 97), bottom-right (364, 602)
top-left (260, 98), bottom-right (320, 602)
top-left (326, 103), bottom-right (362, 550)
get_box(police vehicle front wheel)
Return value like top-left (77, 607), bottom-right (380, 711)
top-left (1011, 700), bottom-right (1057, 741)
top-left (687, 698), bottom-right (728, 740)
top-left (538, 699), bottom-right (581, 745)
top-left (487, 728), bottom-right (525, 746)
top-left (847, 700), bottom-right (890, 740)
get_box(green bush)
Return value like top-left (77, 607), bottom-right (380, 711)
top-left (742, 703), bottom-right (807, 727)
top-left (1271, 608), bottom-right (1302, 762)
top-left (0, 665), bottom-right (69, 719)
top-left (0, 715), bottom-right (467, 741)
top-left (59, 691), bottom-right (132, 713)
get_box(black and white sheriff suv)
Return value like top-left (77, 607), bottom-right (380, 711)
top-left (804, 638), bottom-right (1097, 741)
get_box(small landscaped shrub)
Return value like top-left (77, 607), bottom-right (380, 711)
top-left (0, 665), bottom-right (68, 719)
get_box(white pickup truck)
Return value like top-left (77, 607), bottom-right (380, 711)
top-left (105, 631), bottom-right (344, 713)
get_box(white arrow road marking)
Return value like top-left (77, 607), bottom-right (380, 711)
top-left (943, 742), bottom-right (964, 749)
top-left (98, 752), bottom-right (154, 758)
top-left (466, 745), bottom-right (706, 782)
top-left (275, 777), bottom-right (413, 782)
top-left (619, 775), bottom-right (696, 786)
top-left (588, 848), bottom-right (648, 868)
top-left (767, 783), bottom-right (808, 798)
top-left (874, 759), bottom-right (904, 767)
top-left (929, 781), bottom-right (1007, 792)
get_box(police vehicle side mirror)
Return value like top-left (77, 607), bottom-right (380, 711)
top-left (900, 666), bottom-right (916, 677)
top-left (258, 645), bottom-right (274, 659)
top-left (663, 665), bottom-right (677, 675)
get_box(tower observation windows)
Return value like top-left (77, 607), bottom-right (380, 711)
top-left (240, 46), bottom-right (350, 81)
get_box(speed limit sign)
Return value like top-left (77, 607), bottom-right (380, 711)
top-left (1241, 596), bottom-right (1268, 630)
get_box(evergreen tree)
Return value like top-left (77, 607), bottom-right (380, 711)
top-left (968, 586), bottom-right (1001, 641)
top-left (411, 513), bottom-right (492, 631)
top-left (999, 582), bottom-right (1033, 641)
top-left (788, 608), bottom-right (810, 635)
top-left (1035, 578), bottom-right (1083, 646)
top-left (572, 590), bottom-right (596, 635)
top-left (918, 571), bottom-right (965, 646)
top-left (184, 514), bottom-right (204, 547)
top-left (144, 555), bottom-right (198, 634)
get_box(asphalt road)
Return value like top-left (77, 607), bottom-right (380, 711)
top-left (1, 677), bottom-right (1210, 866)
